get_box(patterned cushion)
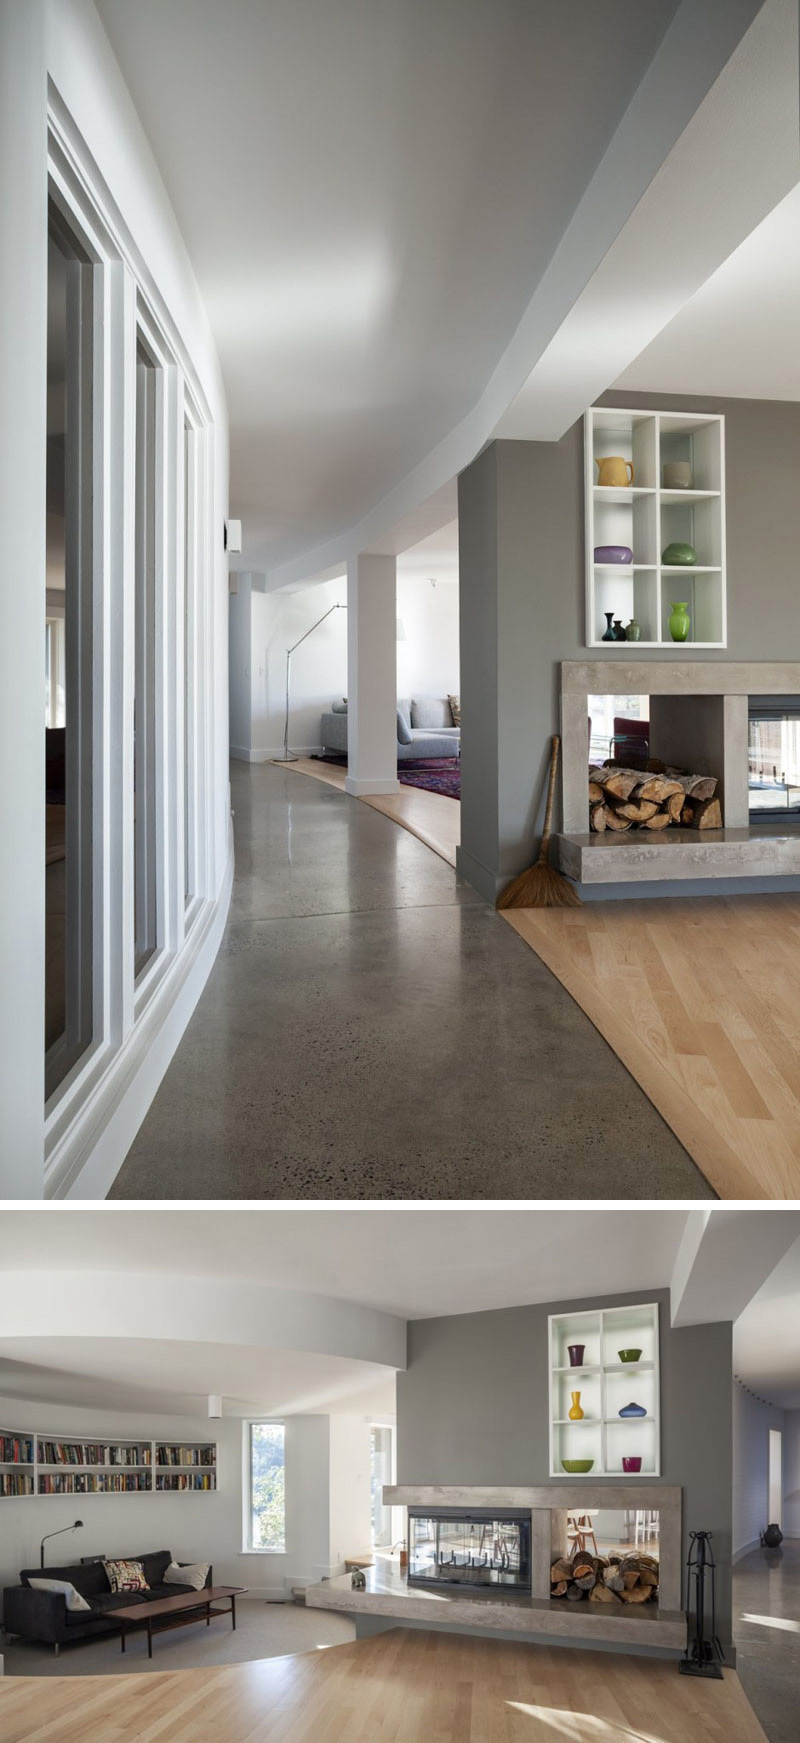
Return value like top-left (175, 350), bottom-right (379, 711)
top-left (103, 1559), bottom-right (149, 1594)
top-left (448, 694), bottom-right (461, 726)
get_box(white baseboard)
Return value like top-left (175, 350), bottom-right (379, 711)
top-left (345, 776), bottom-right (400, 796)
top-left (232, 745), bottom-right (323, 763)
top-left (44, 818), bottom-right (235, 1199)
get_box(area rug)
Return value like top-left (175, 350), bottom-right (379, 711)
top-left (316, 754), bottom-right (461, 799)
top-left (399, 760), bottom-right (460, 798)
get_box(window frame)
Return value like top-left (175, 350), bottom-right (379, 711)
top-left (43, 94), bottom-right (217, 1193)
top-left (245, 1419), bottom-right (287, 1555)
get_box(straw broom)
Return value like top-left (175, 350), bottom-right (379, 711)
top-left (497, 735), bottom-right (581, 909)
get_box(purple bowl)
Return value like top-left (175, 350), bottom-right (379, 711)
top-left (622, 1456), bottom-right (642, 1473)
top-left (594, 545), bottom-right (633, 564)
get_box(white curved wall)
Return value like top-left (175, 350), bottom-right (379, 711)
top-left (0, 0), bottom-right (232, 1197)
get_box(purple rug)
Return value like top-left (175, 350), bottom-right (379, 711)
top-left (399, 760), bottom-right (460, 799)
top-left (316, 754), bottom-right (460, 799)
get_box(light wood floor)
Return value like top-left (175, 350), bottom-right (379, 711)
top-left (504, 895), bottom-right (800, 1200)
top-left (0, 1627), bottom-right (767, 1742)
top-left (278, 757), bottom-right (459, 868)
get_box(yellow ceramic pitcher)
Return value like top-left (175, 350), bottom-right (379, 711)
top-left (596, 455), bottom-right (634, 487)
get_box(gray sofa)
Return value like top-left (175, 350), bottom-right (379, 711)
top-left (320, 696), bottom-right (460, 761)
top-left (3, 1549), bottom-right (213, 1654)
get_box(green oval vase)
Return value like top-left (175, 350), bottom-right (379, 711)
top-left (669, 602), bottom-right (691, 642)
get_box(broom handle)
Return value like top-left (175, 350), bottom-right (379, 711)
top-left (536, 736), bottom-right (560, 865)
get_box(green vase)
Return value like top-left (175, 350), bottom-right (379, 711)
top-left (626, 619), bottom-right (641, 642)
top-left (669, 602), bottom-right (691, 642)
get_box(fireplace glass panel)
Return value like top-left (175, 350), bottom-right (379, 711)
top-left (408, 1508), bottom-right (531, 1593)
top-left (749, 699), bottom-right (800, 818)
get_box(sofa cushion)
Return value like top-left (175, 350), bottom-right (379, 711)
top-left (165, 1561), bottom-right (210, 1591)
top-left (448, 694), bottom-right (461, 726)
top-left (28, 1577), bottom-right (91, 1613)
top-left (103, 1559), bottom-right (149, 1594)
top-left (396, 705), bottom-right (413, 746)
top-left (411, 698), bottom-right (451, 729)
top-left (331, 700), bottom-right (347, 714)
top-left (21, 1561), bottom-right (108, 1600)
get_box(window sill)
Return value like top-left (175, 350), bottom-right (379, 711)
top-left (239, 1548), bottom-right (287, 1556)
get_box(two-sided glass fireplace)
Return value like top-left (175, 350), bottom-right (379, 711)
top-left (408, 1507), bottom-right (531, 1594)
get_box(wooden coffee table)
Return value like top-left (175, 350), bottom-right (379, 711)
top-left (114, 1586), bottom-right (246, 1659)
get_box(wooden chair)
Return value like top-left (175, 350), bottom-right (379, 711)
top-left (567, 1512), bottom-right (598, 1556)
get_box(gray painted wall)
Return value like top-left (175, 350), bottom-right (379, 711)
top-left (458, 393), bottom-right (800, 900)
top-left (732, 1382), bottom-right (784, 1559)
top-left (396, 1287), bottom-right (735, 1647)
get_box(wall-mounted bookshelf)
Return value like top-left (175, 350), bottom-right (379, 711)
top-left (585, 407), bottom-right (726, 648)
top-left (0, 1431), bottom-right (216, 1498)
top-left (1, 1428), bottom-right (35, 1498)
top-left (548, 1303), bottom-right (660, 1477)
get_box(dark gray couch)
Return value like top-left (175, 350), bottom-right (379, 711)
top-left (3, 1549), bottom-right (212, 1654)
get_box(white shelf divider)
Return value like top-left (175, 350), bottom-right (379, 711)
top-left (548, 1302), bottom-right (661, 1477)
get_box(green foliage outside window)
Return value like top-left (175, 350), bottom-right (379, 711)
top-left (250, 1422), bottom-right (285, 1551)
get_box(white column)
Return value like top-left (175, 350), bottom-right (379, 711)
top-left (345, 553), bottom-right (399, 796)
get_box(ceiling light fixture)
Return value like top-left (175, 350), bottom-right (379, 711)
top-left (208, 1395), bottom-right (223, 1420)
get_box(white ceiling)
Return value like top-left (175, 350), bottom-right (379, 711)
top-left (95, 0), bottom-right (680, 577)
top-left (0, 1208), bottom-right (689, 1320)
top-left (2, 1209), bottom-right (799, 1412)
top-left (0, 1339), bottom-right (395, 1420)
top-left (617, 180), bottom-right (800, 401)
top-left (734, 1235), bottom-right (800, 1410)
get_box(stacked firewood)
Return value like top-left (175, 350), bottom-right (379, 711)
top-left (550, 1549), bottom-right (659, 1606)
top-left (589, 762), bottom-right (721, 834)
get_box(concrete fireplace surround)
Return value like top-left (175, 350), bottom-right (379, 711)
top-left (305, 1483), bottom-right (684, 1656)
top-left (557, 660), bottom-right (800, 885)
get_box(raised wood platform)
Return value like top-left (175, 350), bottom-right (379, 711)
top-left (0, 1628), bottom-right (767, 1742)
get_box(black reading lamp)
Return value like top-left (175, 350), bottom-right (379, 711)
top-left (40, 1519), bottom-right (83, 1569)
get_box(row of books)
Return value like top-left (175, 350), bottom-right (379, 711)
top-left (38, 1471), bottom-right (153, 1494)
top-left (0, 1473), bottom-right (34, 1496)
top-left (36, 1442), bottom-right (153, 1466)
top-left (156, 1445), bottom-right (216, 1466)
top-left (155, 1473), bottom-right (216, 1491)
top-left (1, 1434), bottom-right (34, 1464)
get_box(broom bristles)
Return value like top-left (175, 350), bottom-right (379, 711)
top-left (498, 860), bottom-right (581, 910)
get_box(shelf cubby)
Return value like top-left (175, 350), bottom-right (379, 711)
top-left (586, 408), bottom-right (726, 648)
top-left (548, 1303), bottom-right (660, 1477)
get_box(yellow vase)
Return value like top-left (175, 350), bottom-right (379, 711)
top-left (568, 1391), bottom-right (584, 1421)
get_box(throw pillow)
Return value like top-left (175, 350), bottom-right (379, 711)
top-left (448, 694), bottom-right (461, 726)
top-left (164, 1561), bottom-right (210, 1591)
top-left (28, 1577), bottom-right (92, 1613)
top-left (103, 1559), bottom-right (149, 1594)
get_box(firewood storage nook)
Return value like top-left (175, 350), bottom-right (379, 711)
top-left (557, 661), bottom-right (800, 886)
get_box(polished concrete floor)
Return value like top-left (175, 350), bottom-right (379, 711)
top-left (110, 763), bottom-right (712, 1198)
top-left (734, 1540), bottom-right (800, 1743)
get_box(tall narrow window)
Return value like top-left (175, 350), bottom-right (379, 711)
top-left (45, 207), bottom-right (94, 1098)
top-left (183, 416), bottom-right (193, 906)
top-left (370, 1424), bottom-right (393, 1547)
top-left (248, 1422), bottom-right (286, 1552)
top-left (134, 335), bottom-right (159, 976)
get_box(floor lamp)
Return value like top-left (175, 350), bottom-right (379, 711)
top-left (281, 603), bottom-right (346, 762)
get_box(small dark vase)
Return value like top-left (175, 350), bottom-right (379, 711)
top-left (601, 612), bottom-right (615, 643)
top-left (612, 620), bottom-right (627, 641)
top-left (567, 1344), bottom-right (585, 1367)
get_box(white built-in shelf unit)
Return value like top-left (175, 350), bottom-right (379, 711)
top-left (548, 1302), bottom-right (661, 1477)
top-left (585, 407), bottom-right (726, 648)
top-left (0, 1432), bottom-right (217, 1497)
